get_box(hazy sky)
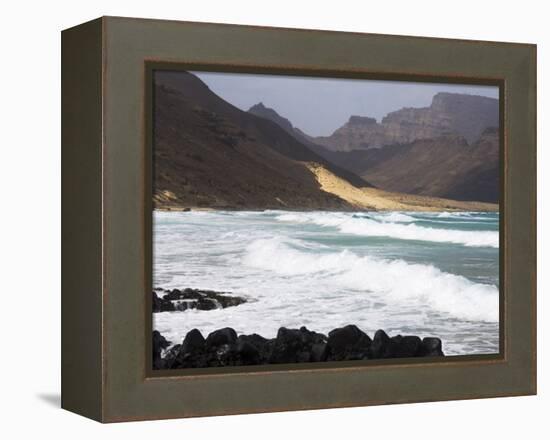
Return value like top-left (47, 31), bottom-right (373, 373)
top-left (193, 71), bottom-right (499, 137)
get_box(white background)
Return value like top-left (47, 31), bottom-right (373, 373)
top-left (0, 0), bottom-right (546, 438)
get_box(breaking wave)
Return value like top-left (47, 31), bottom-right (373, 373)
top-left (276, 212), bottom-right (498, 248)
top-left (242, 237), bottom-right (499, 322)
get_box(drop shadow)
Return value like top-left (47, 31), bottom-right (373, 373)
top-left (37, 393), bottom-right (61, 408)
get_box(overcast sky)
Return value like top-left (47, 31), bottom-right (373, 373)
top-left (193, 71), bottom-right (499, 137)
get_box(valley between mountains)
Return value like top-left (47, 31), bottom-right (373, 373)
top-left (154, 71), bottom-right (499, 212)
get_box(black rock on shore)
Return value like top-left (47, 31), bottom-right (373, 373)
top-left (152, 325), bottom-right (444, 370)
top-left (152, 288), bottom-right (247, 312)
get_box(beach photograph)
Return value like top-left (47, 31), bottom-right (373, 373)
top-left (151, 69), bottom-right (500, 370)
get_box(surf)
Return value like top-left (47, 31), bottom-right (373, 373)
top-left (242, 237), bottom-right (499, 323)
top-left (276, 212), bottom-right (499, 248)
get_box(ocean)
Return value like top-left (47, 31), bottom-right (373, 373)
top-left (153, 210), bottom-right (499, 356)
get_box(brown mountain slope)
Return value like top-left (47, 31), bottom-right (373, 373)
top-left (315, 132), bottom-right (499, 204)
top-left (156, 72), bottom-right (371, 188)
top-left (153, 71), bottom-right (374, 210)
top-left (248, 102), bottom-right (318, 148)
top-left (359, 129), bottom-right (499, 203)
top-left (312, 92), bottom-right (499, 151)
top-left (247, 102), bottom-right (499, 204)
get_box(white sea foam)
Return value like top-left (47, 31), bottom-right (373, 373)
top-left (152, 210), bottom-right (500, 355)
top-left (370, 212), bottom-right (416, 223)
top-left (242, 237), bottom-right (499, 323)
top-left (434, 211), bottom-right (496, 220)
top-left (276, 212), bottom-right (498, 248)
top-left (437, 211), bottom-right (457, 218)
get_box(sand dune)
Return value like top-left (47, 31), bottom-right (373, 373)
top-left (305, 163), bottom-right (498, 212)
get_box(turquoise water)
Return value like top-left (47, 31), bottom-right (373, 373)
top-left (153, 210), bottom-right (499, 356)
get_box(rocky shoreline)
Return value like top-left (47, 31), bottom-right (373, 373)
top-left (153, 288), bottom-right (247, 312)
top-left (153, 325), bottom-right (444, 370)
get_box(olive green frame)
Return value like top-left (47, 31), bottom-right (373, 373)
top-left (61, 16), bottom-right (536, 423)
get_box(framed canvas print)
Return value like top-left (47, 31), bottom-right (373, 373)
top-left (61, 16), bottom-right (536, 422)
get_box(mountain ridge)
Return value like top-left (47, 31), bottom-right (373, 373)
top-left (248, 101), bottom-right (499, 204)
top-left (309, 92), bottom-right (499, 151)
top-left (153, 71), bottom-right (374, 211)
top-left (248, 101), bottom-right (321, 149)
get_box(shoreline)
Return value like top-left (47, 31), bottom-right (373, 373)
top-left (153, 325), bottom-right (445, 370)
top-left (153, 162), bottom-right (498, 213)
top-left (153, 204), bottom-right (499, 213)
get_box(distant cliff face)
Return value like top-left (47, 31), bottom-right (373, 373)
top-left (246, 96), bottom-right (500, 204)
top-left (313, 92), bottom-right (499, 151)
top-left (319, 128), bottom-right (500, 203)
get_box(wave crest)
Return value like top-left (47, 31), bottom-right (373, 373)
top-left (242, 237), bottom-right (499, 322)
top-left (276, 212), bottom-right (498, 248)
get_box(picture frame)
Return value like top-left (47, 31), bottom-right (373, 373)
top-left (61, 16), bottom-right (536, 422)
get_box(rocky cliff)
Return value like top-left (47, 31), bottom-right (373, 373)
top-left (313, 92), bottom-right (499, 151)
top-left (248, 100), bottom-right (500, 204)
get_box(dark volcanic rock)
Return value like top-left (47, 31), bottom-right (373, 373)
top-left (238, 334), bottom-right (273, 361)
top-left (325, 324), bottom-right (372, 361)
top-left (235, 340), bottom-right (261, 365)
top-left (168, 329), bottom-right (208, 369)
top-left (152, 291), bottom-right (176, 312)
top-left (369, 329), bottom-right (393, 359)
top-left (155, 326), bottom-right (444, 369)
top-left (419, 337), bottom-right (444, 357)
top-left (152, 288), bottom-right (247, 313)
top-left (389, 335), bottom-right (423, 358)
top-left (182, 328), bottom-right (206, 351)
top-left (370, 330), bottom-right (436, 359)
top-left (208, 343), bottom-right (239, 367)
top-left (206, 327), bottom-right (238, 348)
top-left (269, 326), bottom-right (328, 364)
top-left (152, 330), bottom-right (171, 370)
top-left (162, 343), bottom-right (181, 367)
